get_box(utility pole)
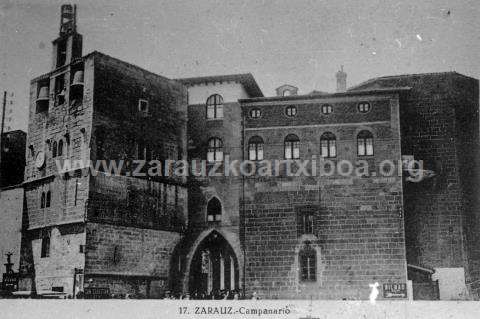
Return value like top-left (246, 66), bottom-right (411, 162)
top-left (0, 91), bottom-right (7, 190)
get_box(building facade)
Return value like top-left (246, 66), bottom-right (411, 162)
top-left (15, 4), bottom-right (480, 300)
top-left (19, 5), bottom-right (187, 298)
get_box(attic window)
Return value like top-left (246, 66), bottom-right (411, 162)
top-left (358, 102), bottom-right (371, 113)
top-left (321, 104), bottom-right (333, 115)
top-left (138, 99), bottom-right (149, 116)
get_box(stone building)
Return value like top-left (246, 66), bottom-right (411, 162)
top-left (16, 4), bottom-right (480, 300)
top-left (19, 5), bottom-right (187, 298)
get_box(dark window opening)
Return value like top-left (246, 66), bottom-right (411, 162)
top-left (207, 197), bottom-right (222, 222)
top-left (52, 141), bottom-right (57, 158)
top-left (58, 140), bottom-right (64, 157)
top-left (298, 211), bottom-right (315, 235)
top-left (54, 75), bottom-right (66, 106)
top-left (300, 243), bottom-right (316, 282)
top-left (56, 39), bottom-right (67, 67)
top-left (40, 192), bottom-right (46, 208)
top-left (41, 236), bottom-right (50, 258)
top-left (138, 99), bottom-right (149, 116)
top-left (46, 191), bottom-right (51, 208)
top-left (52, 286), bottom-right (64, 292)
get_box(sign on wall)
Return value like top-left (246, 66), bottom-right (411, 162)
top-left (383, 283), bottom-right (407, 298)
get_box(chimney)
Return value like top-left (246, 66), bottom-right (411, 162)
top-left (336, 66), bottom-right (347, 92)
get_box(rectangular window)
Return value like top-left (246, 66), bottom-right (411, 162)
top-left (79, 244), bottom-right (85, 253)
top-left (358, 140), bottom-right (366, 156)
top-left (54, 75), bottom-right (66, 106)
top-left (365, 138), bottom-right (374, 156)
top-left (321, 140), bottom-right (329, 158)
top-left (298, 209), bottom-right (315, 235)
top-left (300, 254), bottom-right (316, 281)
top-left (207, 105), bottom-right (215, 119)
top-left (138, 99), bottom-right (149, 116)
top-left (41, 236), bottom-right (50, 258)
top-left (285, 144), bottom-right (292, 159)
top-left (216, 105), bottom-right (224, 118)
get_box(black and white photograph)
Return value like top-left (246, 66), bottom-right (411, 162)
top-left (0, 0), bottom-right (479, 318)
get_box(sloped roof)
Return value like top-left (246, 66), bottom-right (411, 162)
top-left (176, 73), bottom-right (263, 97)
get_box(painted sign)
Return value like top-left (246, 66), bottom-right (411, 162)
top-left (383, 283), bottom-right (407, 298)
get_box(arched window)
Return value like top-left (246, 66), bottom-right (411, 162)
top-left (284, 134), bottom-right (300, 159)
top-left (46, 191), bottom-right (51, 208)
top-left (358, 102), bottom-right (371, 113)
top-left (321, 104), bottom-right (333, 115)
top-left (249, 108), bottom-right (261, 119)
top-left (320, 132), bottom-right (336, 158)
top-left (207, 197), bottom-right (222, 222)
top-left (248, 136), bottom-right (264, 161)
top-left (40, 192), bottom-right (46, 208)
top-left (285, 105), bottom-right (297, 117)
top-left (207, 137), bottom-right (223, 162)
top-left (52, 141), bottom-right (57, 158)
top-left (206, 94), bottom-right (224, 119)
top-left (58, 140), bottom-right (64, 157)
top-left (299, 242), bottom-right (316, 282)
top-left (357, 130), bottom-right (374, 156)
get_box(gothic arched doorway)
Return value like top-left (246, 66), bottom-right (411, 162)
top-left (189, 231), bottom-right (239, 298)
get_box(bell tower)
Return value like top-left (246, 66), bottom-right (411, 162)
top-left (51, 4), bottom-right (82, 70)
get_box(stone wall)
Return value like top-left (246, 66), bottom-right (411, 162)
top-left (84, 222), bottom-right (181, 298)
top-left (240, 93), bottom-right (406, 299)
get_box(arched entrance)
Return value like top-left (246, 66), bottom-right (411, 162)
top-left (189, 231), bottom-right (239, 298)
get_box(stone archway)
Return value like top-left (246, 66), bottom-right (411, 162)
top-left (182, 229), bottom-right (243, 297)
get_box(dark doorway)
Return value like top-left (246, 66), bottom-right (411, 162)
top-left (189, 231), bottom-right (239, 298)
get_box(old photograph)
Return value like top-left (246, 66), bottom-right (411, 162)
top-left (0, 0), bottom-right (479, 318)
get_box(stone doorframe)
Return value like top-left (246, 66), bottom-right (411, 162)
top-left (182, 228), bottom-right (244, 293)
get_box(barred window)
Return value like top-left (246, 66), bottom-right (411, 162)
top-left (206, 94), bottom-right (224, 119)
top-left (299, 243), bottom-right (316, 282)
top-left (320, 132), bottom-right (336, 158)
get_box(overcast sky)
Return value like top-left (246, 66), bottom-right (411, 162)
top-left (1, 0), bottom-right (478, 131)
